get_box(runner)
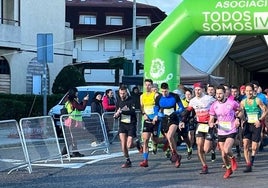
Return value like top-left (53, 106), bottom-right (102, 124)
top-left (206, 84), bottom-right (215, 97)
top-left (181, 88), bottom-right (196, 160)
top-left (113, 85), bottom-right (140, 168)
top-left (238, 83), bottom-right (268, 172)
top-left (187, 82), bottom-right (216, 174)
top-left (154, 82), bottom-right (185, 168)
top-left (206, 84), bottom-right (217, 162)
top-left (139, 79), bottom-right (165, 167)
top-left (251, 80), bottom-right (268, 152)
top-left (209, 85), bottom-right (240, 179)
top-left (230, 85), bottom-right (243, 160)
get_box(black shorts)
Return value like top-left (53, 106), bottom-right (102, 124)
top-left (177, 127), bottom-right (188, 139)
top-left (119, 122), bottom-right (137, 137)
top-left (243, 122), bottom-right (262, 142)
top-left (142, 120), bottom-right (160, 137)
top-left (218, 133), bottom-right (237, 142)
top-left (195, 123), bottom-right (215, 141)
top-left (161, 115), bottom-right (180, 133)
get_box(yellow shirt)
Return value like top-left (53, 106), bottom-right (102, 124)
top-left (141, 92), bottom-right (155, 115)
top-left (181, 98), bottom-right (189, 108)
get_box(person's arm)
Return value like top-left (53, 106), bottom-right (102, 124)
top-left (208, 103), bottom-right (217, 128)
top-left (72, 98), bottom-right (88, 111)
top-left (120, 100), bottom-right (136, 116)
top-left (209, 115), bottom-right (216, 128)
top-left (257, 98), bottom-right (268, 121)
top-left (236, 100), bottom-right (245, 123)
top-left (153, 95), bottom-right (161, 120)
top-left (176, 99), bottom-right (185, 114)
top-left (174, 94), bottom-right (184, 114)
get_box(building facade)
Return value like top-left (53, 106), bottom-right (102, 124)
top-left (0, 0), bottom-right (73, 94)
top-left (66, 0), bottom-right (166, 85)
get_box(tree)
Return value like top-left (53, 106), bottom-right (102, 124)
top-left (108, 57), bottom-right (127, 85)
top-left (52, 65), bottom-right (86, 94)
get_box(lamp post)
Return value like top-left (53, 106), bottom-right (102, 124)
top-left (132, 0), bottom-right (136, 75)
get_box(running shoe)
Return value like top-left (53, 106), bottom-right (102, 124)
top-left (200, 165), bottom-right (208, 174)
top-left (231, 157), bottom-right (238, 171)
top-left (170, 152), bottom-right (178, 163)
top-left (223, 168), bottom-right (233, 179)
top-left (135, 139), bottom-right (143, 153)
top-left (243, 165), bottom-right (252, 173)
top-left (211, 150), bottom-right (216, 162)
top-left (139, 160), bottom-right (148, 167)
top-left (122, 160), bottom-right (132, 168)
top-left (175, 154), bottom-right (182, 168)
top-left (187, 150), bottom-right (192, 160)
top-left (152, 143), bottom-right (158, 155)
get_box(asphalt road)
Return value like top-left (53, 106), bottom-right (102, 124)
top-left (1, 142), bottom-right (268, 188)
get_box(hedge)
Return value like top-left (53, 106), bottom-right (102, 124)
top-left (0, 93), bottom-right (64, 121)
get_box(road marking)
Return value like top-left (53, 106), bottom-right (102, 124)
top-left (0, 150), bottom-right (139, 169)
top-left (31, 163), bottom-right (85, 169)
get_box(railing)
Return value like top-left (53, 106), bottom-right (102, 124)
top-left (60, 113), bottom-right (110, 160)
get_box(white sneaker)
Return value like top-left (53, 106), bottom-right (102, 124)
top-left (91, 141), bottom-right (98, 147)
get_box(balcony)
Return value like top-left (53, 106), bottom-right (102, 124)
top-left (0, 24), bottom-right (21, 49)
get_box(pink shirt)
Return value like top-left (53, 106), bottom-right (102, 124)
top-left (209, 98), bottom-right (239, 135)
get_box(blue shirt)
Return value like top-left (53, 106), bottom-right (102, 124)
top-left (154, 92), bottom-right (184, 117)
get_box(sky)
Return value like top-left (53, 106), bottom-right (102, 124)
top-left (132, 0), bottom-right (268, 73)
top-left (133, 0), bottom-right (182, 15)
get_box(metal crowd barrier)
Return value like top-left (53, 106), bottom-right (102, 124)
top-left (101, 112), bottom-right (119, 144)
top-left (60, 112), bottom-right (110, 160)
top-left (0, 119), bottom-right (29, 174)
top-left (18, 116), bottom-right (63, 173)
top-left (101, 110), bottom-right (143, 144)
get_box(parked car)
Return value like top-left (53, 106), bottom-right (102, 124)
top-left (48, 85), bottom-right (121, 137)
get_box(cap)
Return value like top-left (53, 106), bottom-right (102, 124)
top-left (193, 82), bottom-right (203, 89)
top-left (240, 85), bottom-right (246, 91)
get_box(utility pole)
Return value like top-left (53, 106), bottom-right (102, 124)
top-left (132, 0), bottom-right (136, 75)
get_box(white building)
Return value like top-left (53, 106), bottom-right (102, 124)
top-left (0, 0), bottom-right (73, 94)
top-left (66, 0), bottom-right (166, 85)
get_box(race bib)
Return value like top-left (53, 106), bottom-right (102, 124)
top-left (163, 108), bottom-right (174, 116)
top-left (197, 123), bottom-right (209, 133)
top-left (121, 114), bottom-right (131, 123)
top-left (219, 121), bottom-right (232, 131)
top-left (248, 113), bottom-right (258, 124)
top-left (144, 106), bottom-right (154, 115)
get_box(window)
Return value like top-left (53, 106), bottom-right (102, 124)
top-left (79, 15), bottom-right (96, 25)
top-left (106, 16), bottom-right (122, 26)
top-left (1, 0), bottom-right (20, 26)
top-left (104, 39), bottom-right (121, 52)
top-left (82, 38), bottom-right (99, 51)
top-left (136, 16), bottom-right (151, 27)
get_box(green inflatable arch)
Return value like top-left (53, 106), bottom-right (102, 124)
top-left (144, 0), bottom-right (268, 90)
